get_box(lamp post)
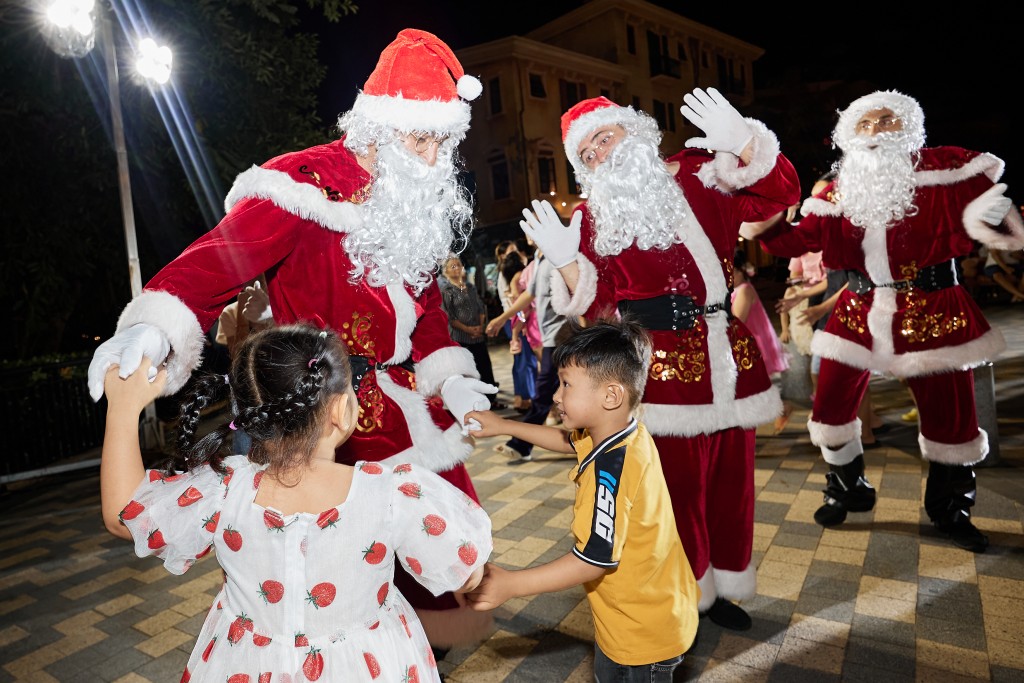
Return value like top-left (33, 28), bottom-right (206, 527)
top-left (41, 0), bottom-right (172, 449)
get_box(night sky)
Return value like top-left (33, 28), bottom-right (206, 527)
top-left (303, 1), bottom-right (1020, 187)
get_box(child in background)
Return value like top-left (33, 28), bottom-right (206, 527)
top-left (100, 323), bottom-right (491, 683)
top-left (731, 252), bottom-right (789, 378)
top-left (463, 318), bottom-right (697, 680)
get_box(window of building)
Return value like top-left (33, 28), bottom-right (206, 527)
top-left (537, 151), bottom-right (557, 195)
top-left (652, 99), bottom-right (667, 131)
top-left (488, 152), bottom-right (510, 200)
top-left (566, 159), bottom-right (581, 195)
top-left (529, 73), bottom-right (547, 98)
top-left (626, 24), bottom-right (636, 54)
top-left (677, 41), bottom-right (688, 62)
top-left (632, 95), bottom-right (641, 111)
top-left (667, 101), bottom-right (676, 132)
top-left (647, 30), bottom-right (680, 78)
top-left (488, 76), bottom-right (502, 115)
top-left (716, 55), bottom-right (729, 91)
top-left (559, 79), bottom-right (588, 111)
top-left (701, 51), bottom-right (709, 68)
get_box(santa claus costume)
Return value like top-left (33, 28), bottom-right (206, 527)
top-left (755, 90), bottom-right (1024, 552)
top-left (550, 97), bottom-right (800, 626)
top-left (88, 29), bottom-right (494, 644)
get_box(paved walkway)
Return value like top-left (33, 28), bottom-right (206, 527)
top-left (1, 304), bottom-right (1021, 682)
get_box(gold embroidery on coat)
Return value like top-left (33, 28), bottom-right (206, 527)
top-left (356, 386), bottom-right (385, 432)
top-left (340, 312), bottom-right (376, 356)
top-left (899, 291), bottom-right (967, 343)
top-left (835, 296), bottom-right (867, 334)
top-left (732, 336), bottom-right (759, 372)
top-left (649, 323), bottom-right (706, 383)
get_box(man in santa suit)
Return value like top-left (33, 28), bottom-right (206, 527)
top-left (87, 29), bottom-right (495, 648)
top-left (743, 90), bottom-right (1023, 552)
top-left (517, 90), bottom-right (800, 630)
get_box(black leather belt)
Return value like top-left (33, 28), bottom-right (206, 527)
top-left (847, 260), bottom-right (959, 296)
top-left (618, 293), bottom-right (731, 331)
top-left (349, 356), bottom-right (415, 391)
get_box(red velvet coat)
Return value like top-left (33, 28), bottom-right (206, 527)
top-left (759, 147), bottom-right (1020, 378)
top-left (551, 127), bottom-right (800, 437)
top-left (114, 139), bottom-right (478, 477)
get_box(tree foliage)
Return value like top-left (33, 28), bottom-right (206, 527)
top-left (0, 0), bottom-right (356, 360)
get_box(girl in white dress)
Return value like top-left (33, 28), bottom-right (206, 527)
top-left (100, 323), bottom-right (491, 683)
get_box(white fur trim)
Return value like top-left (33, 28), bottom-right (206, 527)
top-left (695, 119), bottom-right (779, 192)
top-left (224, 166), bottom-right (364, 233)
top-left (351, 92), bottom-right (471, 134)
top-left (820, 437), bottom-right (863, 466)
top-left (963, 191), bottom-right (1024, 251)
top-left (915, 152), bottom-right (1004, 187)
top-left (812, 327), bottom-right (1006, 377)
top-left (414, 346), bottom-right (479, 396)
top-left (385, 283), bottom-right (417, 365)
top-left (417, 605), bottom-right (494, 647)
top-left (696, 569), bottom-right (716, 612)
top-left (808, 418), bottom-right (862, 450)
top-left (860, 229), bottom-right (893, 285)
top-left (641, 386), bottom-right (781, 436)
top-left (456, 74), bottom-right (482, 101)
top-left (865, 287), bottom-right (896, 367)
top-left (713, 562), bottom-right (756, 602)
top-left (376, 371), bottom-right (473, 472)
top-left (801, 196), bottom-right (843, 218)
top-left (549, 254), bottom-right (598, 318)
top-left (115, 290), bottom-right (204, 396)
top-left (920, 429), bottom-right (988, 466)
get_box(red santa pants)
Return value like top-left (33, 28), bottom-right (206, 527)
top-left (654, 427), bottom-right (755, 586)
top-left (812, 359), bottom-right (982, 464)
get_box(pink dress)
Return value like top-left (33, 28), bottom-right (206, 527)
top-left (517, 261), bottom-right (542, 350)
top-left (731, 282), bottom-right (789, 376)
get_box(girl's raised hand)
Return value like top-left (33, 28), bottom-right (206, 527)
top-left (104, 357), bottom-right (167, 415)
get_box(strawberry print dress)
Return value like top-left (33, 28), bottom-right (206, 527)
top-left (120, 456), bottom-right (492, 682)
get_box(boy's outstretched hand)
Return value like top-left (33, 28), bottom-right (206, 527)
top-left (104, 358), bottom-right (167, 415)
top-left (464, 409), bottom-right (509, 438)
top-left (464, 562), bottom-right (515, 612)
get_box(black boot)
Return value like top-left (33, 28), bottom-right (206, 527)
top-left (813, 454), bottom-right (876, 527)
top-left (704, 598), bottom-right (752, 631)
top-left (925, 462), bottom-right (989, 553)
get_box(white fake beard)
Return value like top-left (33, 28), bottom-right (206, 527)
top-left (582, 134), bottom-right (685, 257)
top-left (343, 140), bottom-right (473, 292)
top-left (836, 133), bottom-right (918, 231)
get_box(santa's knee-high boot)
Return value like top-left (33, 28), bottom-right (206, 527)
top-left (924, 462), bottom-right (989, 553)
top-left (814, 441), bottom-right (876, 527)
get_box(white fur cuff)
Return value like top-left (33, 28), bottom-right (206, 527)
top-left (549, 254), bottom-right (598, 318)
top-left (713, 563), bottom-right (756, 602)
top-left (115, 290), bottom-right (205, 396)
top-left (808, 417), bottom-right (862, 450)
top-left (920, 429), bottom-right (989, 466)
top-left (695, 119), bottom-right (780, 192)
top-left (963, 194), bottom-right (1024, 251)
top-left (415, 346), bottom-right (479, 396)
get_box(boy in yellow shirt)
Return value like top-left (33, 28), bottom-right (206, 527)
top-left (464, 318), bottom-right (698, 680)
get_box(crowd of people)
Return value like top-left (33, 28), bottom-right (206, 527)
top-left (88, 26), bottom-right (1023, 682)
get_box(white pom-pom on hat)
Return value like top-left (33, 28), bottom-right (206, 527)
top-left (457, 75), bottom-right (482, 101)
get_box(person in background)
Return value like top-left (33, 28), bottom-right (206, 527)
top-left (497, 244), bottom-right (538, 412)
top-left (744, 90), bottom-right (1024, 552)
top-left (214, 276), bottom-right (274, 454)
top-left (464, 318), bottom-right (697, 681)
top-left (100, 323), bottom-right (491, 683)
top-left (439, 255), bottom-right (505, 410)
top-left (982, 246), bottom-right (1024, 302)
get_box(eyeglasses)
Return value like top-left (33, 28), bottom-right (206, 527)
top-left (579, 129), bottom-right (617, 165)
top-left (855, 115), bottom-right (901, 134)
top-left (407, 131), bottom-right (450, 153)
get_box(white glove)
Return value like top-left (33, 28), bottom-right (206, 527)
top-left (680, 87), bottom-right (754, 156)
top-left (978, 183), bottom-right (1013, 225)
top-left (441, 375), bottom-right (498, 435)
top-left (519, 199), bottom-right (583, 268)
top-left (241, 280), bottom-right (273, 323)
top-left (87, 323), bottom-right (171, 402)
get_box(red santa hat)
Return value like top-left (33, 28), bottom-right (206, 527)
top-left (350, 28), bottom-right (481, 135)
top-left (561, 96), bottom-right (652, 176)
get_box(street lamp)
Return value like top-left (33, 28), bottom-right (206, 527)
top-left (40, 0), bottom-right (173, 448)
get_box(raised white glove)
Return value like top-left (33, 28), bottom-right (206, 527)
top-left (680, 87), bottom-right (754, 156)
top-left (519, 199), bottom-right (582, 268)
top-left (978, 183), bottom-right (1013, 225)
top-left (87, 323), bottom-right (171, 402)
top-left (441, 375), bottom-right (498, 435)
top-left (240, 280), bottom-right (273, 323)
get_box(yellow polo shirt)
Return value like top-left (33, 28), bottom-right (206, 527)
top-left (570, 418), bottom-right (699, 665)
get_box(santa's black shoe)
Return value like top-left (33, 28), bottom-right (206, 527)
top-left (704, 598), bottom-right (752, 631)
top-left (813, 454), bottom-right (876, 527)
top-left (934, 511), bottom-right (989, 553)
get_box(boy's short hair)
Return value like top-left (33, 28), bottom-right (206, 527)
top-left (552, 316), bottom-right (652, 409)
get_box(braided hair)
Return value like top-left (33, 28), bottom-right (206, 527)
top-left (168, 323), bottom-right (353, 477)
